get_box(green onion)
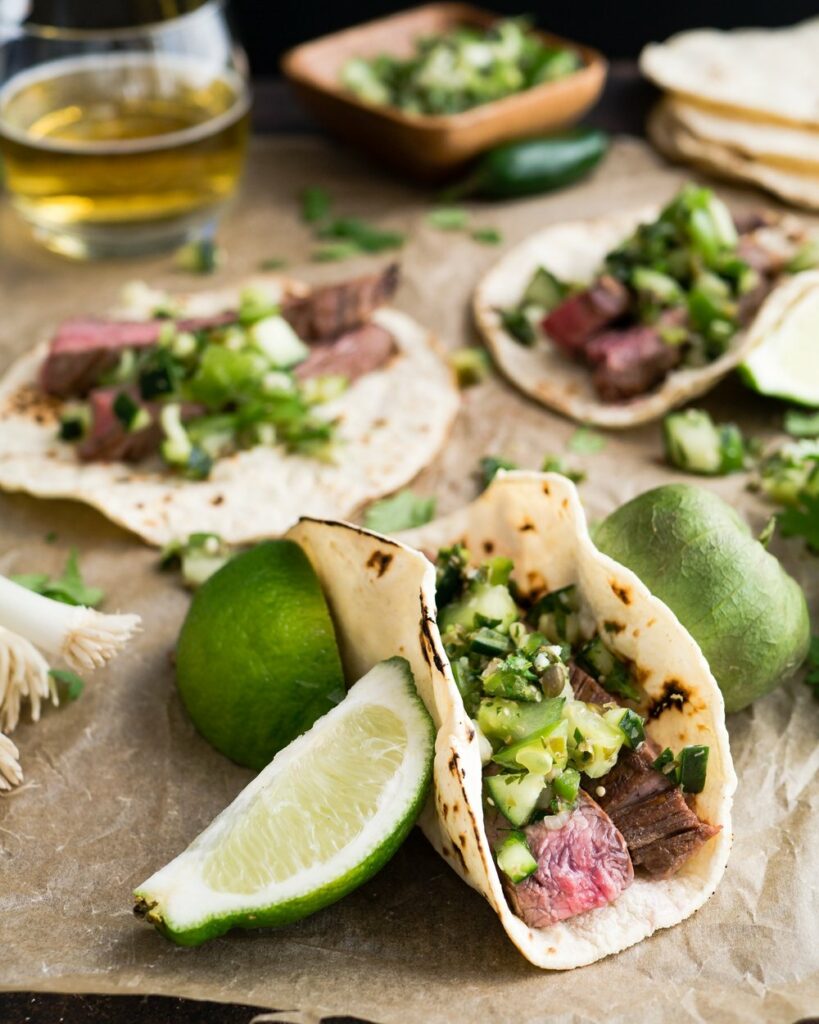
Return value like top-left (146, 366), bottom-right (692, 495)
top-left (615, 708), bottom-right (645, 749)
top-left (112, 392), bottom-right (142, 429)
top-left (652, 747), bottom-right (676, 774)
top-left (499, 307), bottom-right (536, 346)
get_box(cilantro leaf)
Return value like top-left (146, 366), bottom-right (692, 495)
top-left (784, 409), bottom-right (819, 439)
top-left (472, 227), bottom-right (502, 245)
top-left (11, 549), bottom-right (104, 607)
top-left (779, 492), bottom-right (819, 554)
top-left (49, 668), bottom-right (85, 701)
top-left (567, 427), bottom-right (606, 455)
top-left (300, 186), bottom-right (332, 224)
top-left (364, 490), bottom-right (436, 533)
top-left (317, 217), bottom-right (405, 253)
top-left (806, 636), bottom-right (819, 700)
top-left (427, 207), bottom-right (469, 230)
top-left (479, 455), bottom-right (518, 490)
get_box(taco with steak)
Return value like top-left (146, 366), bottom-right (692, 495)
top-left (290, 471), bottom-right (735, 968)
top-left (474, 183), bottom-right (818, 426)
top-left (0, 264), bottom-right (458, 545)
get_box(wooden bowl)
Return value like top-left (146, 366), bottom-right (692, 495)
top-left (281, 3), bottom-right (607, 181)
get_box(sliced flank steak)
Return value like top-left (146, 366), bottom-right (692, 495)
top-left (569, 663), bottom-right (720, 878)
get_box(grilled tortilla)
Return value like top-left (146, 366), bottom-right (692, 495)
top-left (288, 472), bottom-right (735, 968)
top-left (474, 204), bottom-right (810, 427)
top-left (0, 274), bottom-right (458, 546)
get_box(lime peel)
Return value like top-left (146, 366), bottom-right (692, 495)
top-left (135, 657), bottom-right (434, 945)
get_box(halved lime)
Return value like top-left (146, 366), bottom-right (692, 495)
top-left (134, 658), bottom-right (434, 946)
top-left (176, 540), bottom-right (345, 770)
top-left (740, 273), bottom-right (819, 406)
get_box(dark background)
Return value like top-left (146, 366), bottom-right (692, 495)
top-left (230, 0), bottom-right (817, 67)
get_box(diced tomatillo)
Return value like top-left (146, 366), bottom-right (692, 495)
top-left (477, 696), bottom-right (564, 747)
top-left (485, 772), bottom-right (545, 827)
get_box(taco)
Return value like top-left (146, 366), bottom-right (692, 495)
top-left (0, 266), bottom-right (458, 545)
top-left (290, 472), bottom-right (735, 968)
top-left (474, 183), bottom-right (815, 426)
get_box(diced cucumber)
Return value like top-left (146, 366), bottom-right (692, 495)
top-left (522, 266), bottom-right (566, 311)
top-left (439, 582), bottom-right (519, 633)
top-left (493, 718), bottom-right (568, 774)
top-left (477, 696), bottom-right (564, 746)
top-left (495, 831), bottom-right (538, 883)
top-left (575, 635), bottom-right (618, 681)
top-left (249, 316), bottom-right (309, 369)
top-left (469, 626), bottom-right (512, 658)
top-left (485, 772), bottom-right (545, 827)
top-left (663, 409), bottom-right (723, 474)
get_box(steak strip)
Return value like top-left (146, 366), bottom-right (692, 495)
top-left (294, 323), bottom-right (397, 383)
top-left (569, 663), bottom-right (719, 878)
top-left (282, 264), bottom-right (400, 341)
top-left (541, 275), bottom-right (631, 356)
top-left (486, 794), bottom-right (633, 929)
top-left (77, 388), bottom-right (204, 463)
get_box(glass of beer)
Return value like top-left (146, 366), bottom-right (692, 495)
top-left (0, 1), bottom-right (251, 258)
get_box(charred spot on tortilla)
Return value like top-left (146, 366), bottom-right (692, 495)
top-left (542, 483), bottom-right (551, 496)
top-left (4, 384), bottom-right (60, 421)
top-left (648, 680), bottom-right (690, 719)
top-left (458, 832), bottom-right (468, 848)
top-left (452, 841), bottom-right (468, 870)
top-left (210, 494), bottom-right (224, 506)
top-left (610, 580), bottom-right (632, 605)
top-left (366, 550), bottom-right (393, 577)
top-left (518, 519), bottom-right (536, 532)
top-left (441, 802), bottom-right (449, 817)
top-left (482, 540), bottom-right (495, 554)
top-left (604, 620), bottom-right (625, 634)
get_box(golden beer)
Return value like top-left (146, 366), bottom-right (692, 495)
top-left (0, 54), bottom-right (250, 256)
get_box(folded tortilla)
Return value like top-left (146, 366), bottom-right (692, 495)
top-left (0, 275), bottom-right (459, 546)
top-left (649, 101), bottom-right (819, 212)
top-left (474, 204), bottom-right (810, 426)
top-left (289, 472), bottom-right (735, 968)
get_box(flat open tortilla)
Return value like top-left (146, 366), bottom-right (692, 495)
top-left (474, 204), bottom-right (810, 426)
top-left (0, 275), bottom-right (459, 546)
top-left (289, 472), bottom-right (735, 968)
top-left (649, 102), bottom-right (819, 212)
top-left (639, 18), bottom-right (819, 129)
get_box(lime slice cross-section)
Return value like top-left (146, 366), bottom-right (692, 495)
top-left (134, 657), bottom-right (434, 945)
top-left (740, 270), bottom-right (819, 406)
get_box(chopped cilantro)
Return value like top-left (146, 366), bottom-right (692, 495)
top-left (472, 227), bottom-right (502, 245)
top-left (49, 668), bottom-right (85, 701)
top-left (427, 207), bottom-right (469, 231)
top-left (12, 549), bottom-right (103, 608)
top-left (479, 455), bottom-right (518, 490)
top-left (317, 217), bottom-right (405, 254)
top-left (364, 490), bottom-right (436, 533)
top-left (567, 427), bottom-right (606, 455)
top-left (779, 492), bottom-right (819, 553)
top-left (784, 409), bottom-right (819, 439)
top-left (300, 185), bottom-right (332, 224)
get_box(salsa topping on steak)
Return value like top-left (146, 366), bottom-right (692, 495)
top-left (41, 265), bottom-right (400, 479)
top-left (435, 546), bottom-right (719, 929)
top-left (499, 184), bottom-right (816, 403)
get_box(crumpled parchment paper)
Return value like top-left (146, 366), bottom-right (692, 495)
top-left (0, 136), bottom-right (817, 1024)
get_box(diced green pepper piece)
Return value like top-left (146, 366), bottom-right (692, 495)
top-left (678, 744), bottom-right (709, 793)
top-left (553, 766), bottom-right (580, 804)
top-left (470, 626), bottom-right (511, 658)
top-left (631, 267), bottom-right (685, 305)
top-left (495, 830), bottom-right (538, 883)
top-left (605, 707), bottom-right (645, 749)
top-left (493, 717), bottom-right (568, 774)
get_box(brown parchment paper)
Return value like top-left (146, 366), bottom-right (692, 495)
top-left (0, 136), bottom-right (817, 1024)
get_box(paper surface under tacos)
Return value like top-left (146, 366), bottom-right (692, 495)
top-left (474, 198), bottom-right (811, 426)
top-left (289, 472), bottom-right (735, 968)
top-left (0, 273), bottom-right (458, 546)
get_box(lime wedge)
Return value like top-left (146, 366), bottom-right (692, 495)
top-left (134, 658), bottom-right (434, 945)
top-left (740, 273), bottom-right (819, 406)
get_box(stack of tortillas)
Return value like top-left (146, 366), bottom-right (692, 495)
top-left (640, 18), bottom-right (819, 210)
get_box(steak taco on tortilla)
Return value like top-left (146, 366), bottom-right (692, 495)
top-left (0, 265), bottom-right (458, 545)
top-left (475, 183), bottom-right (817, 426)
top-left (291, 472), bottom-right (735, 968)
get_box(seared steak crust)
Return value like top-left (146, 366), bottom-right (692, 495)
top-left (282, 264), bottom-right (400, 341)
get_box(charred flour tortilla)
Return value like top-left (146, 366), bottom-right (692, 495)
top-left (474, 206), bottom-right (806, 427)
top-left (0, 276), bottom-right (458, 546)
top-left (290, 472), bottom-right (735, 969)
